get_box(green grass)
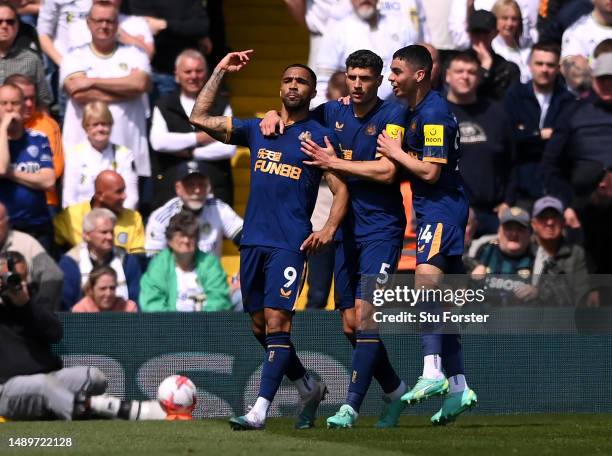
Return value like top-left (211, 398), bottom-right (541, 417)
top-left (2, 415), bottom-right (612, 456)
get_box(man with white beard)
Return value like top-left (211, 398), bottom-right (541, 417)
top-left (144, 160), bottom-right (242, 258)
top-left (311, 0), bottom-right (421, 105)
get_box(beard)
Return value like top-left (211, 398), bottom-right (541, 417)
top-left (355, 4), bottom-right (377, 20)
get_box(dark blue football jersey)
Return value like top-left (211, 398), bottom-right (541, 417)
top-left (312, 99), bottom-right (407, 243)
top-left (229, 117), bottom-right (329, 252)
top-left (402, 90), bottom-right (469, 227)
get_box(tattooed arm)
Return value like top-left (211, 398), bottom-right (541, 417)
top-left (189, 50), bottom-right (254, 143)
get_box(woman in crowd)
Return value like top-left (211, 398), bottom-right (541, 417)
top-left (491, 0), bottom-right (532, 83)
top-left (62, 101), bottom-right (139, 209)
top-left (139, 211), bottom-right (231, 312)
top-left (72, 265), bottom-right (138, 313)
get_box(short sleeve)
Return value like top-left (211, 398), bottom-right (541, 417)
top-left (38, 137), bottom-right (54, 169)
top-left (228, 117), bottom-right (257, 147)
top-left (59, 51), bottom-right (86, 86)
top-left (129, 46), bottom-right (151, 74)
top-left (420, 110), bottom-right (448, 164)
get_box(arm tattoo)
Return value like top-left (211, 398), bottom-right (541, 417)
top-left (189, 68), bottom-right (230, 143)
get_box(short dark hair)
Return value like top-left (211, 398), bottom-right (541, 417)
top-left (531, 42), bottom-right (561, 59)
top-left (594, 39), bottom-right (612, 58)
top-left (392, 45), bottom-right (433, 77)
top-left (448, 50), bottom-right (481, 68)
top-left (283, 63), bottom-right (317, 86)
top-left (0, 1), bottom-right (18, 17)
top-left (345, 49), bottom-right (383, 75)
top-left (165, 210), bottom-right (200, 241)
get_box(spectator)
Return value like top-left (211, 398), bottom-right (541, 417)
top-left (149, 49), bottom-right (236, 207)
top-left (504, 42), bottom-right (574, 206)
top-left (58, 207), bottom-right (142, 310)
top-left (145, 160), bottom-right (242, 258)
top-left (60, 2), bottom-right (151, 181)
top-left (445, 51), bottom-right (514, 235)
top-left (6, 0), bottom-right (41, 56)
top-left (125, 0), bottom-right (210, 102)
top-left (491, 0), bottom-right (532, 82)
top-left (312, 0), bottom-right (421, 105)
top-left (468, 9), bottom-right (521, 100)
top-left (537, 0), bottom-right (592, 45)
top-left (140, 210), bottom-right (231, 312)
top-left (62, 101), bottom-right (138, 209)
top-left (0, 83), bottom-right (55, 252)
top-left (284, 0), bottom-right (429, 67)
top-left (0, 201), bottom-right (63, 310)
top-left (0, 1), bottom-right (50, 106)
top-left (542, 52), bottom-right (612, 273)
top-left (421, 0), bottom-right (455, 52)
top-left (325, 71), bottom-right (348, 102)
top-left (530, 195), bottom-right (594, 306)
top-left (561, 0), bottom-right (612, 62)
top-left (5, 73), bottom-right (64, 216)
top-left (54, 170), bottom-right (145, 254)
top-left (471, 206), bottom-right (537, 305)
top-left (105, 0), bottom-right (154, 60)
top-left (72, 264), bottom-right (138, 312)
top-left (449, 0), bottom-right (537, 51)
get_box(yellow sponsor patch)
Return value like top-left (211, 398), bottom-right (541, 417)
top-left (385, 124), bottom-right (405, 140)
top-left (424, 124), bottom-right (444, 146)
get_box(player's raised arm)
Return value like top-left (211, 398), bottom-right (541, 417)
top-left (189, 50), bottom-right (253, 142)
top-left (300, 171), bottom-right (348, 253)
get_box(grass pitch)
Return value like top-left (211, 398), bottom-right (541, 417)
top-left (2, 414), bottom-right (612, 456)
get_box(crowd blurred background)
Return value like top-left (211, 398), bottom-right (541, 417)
top-left (0, 0), bottom-right (611, 313)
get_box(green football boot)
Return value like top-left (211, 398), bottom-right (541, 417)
top-left (326, 404), bottom-right (358, 429)
top-left (229, 414), bottom-right (265, 431)
top-left (401, 376), bottom-right (449, 405)
top-left (431, 389), bottom-right (478, 426)
top-left (295, 379), bottom-right (328, 429)
top-left (374, 396), bottom-right (407, 428)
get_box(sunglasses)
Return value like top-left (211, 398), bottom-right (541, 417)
top-left (0, 19), bottom-right (16, 25)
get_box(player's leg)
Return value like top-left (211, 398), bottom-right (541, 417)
top-left (401, 261), bottom-right (450, 405)
top-left (49, 366), bottom-right (107, 396)
top-left (430, 255), bottom-right (477, 425)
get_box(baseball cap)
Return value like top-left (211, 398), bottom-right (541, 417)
top-left (532, 196), bottom-right (564, 218)
top-left (467, 10), bottom-right (497, 33)
top-left (592, 53), bottom-right (612, 78)
top-left (176, 160), bottom-right (208, 181)
top-left (500, 206), bottom-right (530, 228)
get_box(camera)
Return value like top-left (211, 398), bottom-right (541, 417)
top-left (0, 252), bottom-right (23, 296)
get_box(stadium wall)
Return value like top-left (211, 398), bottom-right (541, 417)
top-left (53, 313), bottom-right (612, 418)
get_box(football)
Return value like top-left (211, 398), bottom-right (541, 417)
top-left (157, 375), bottom-right (197, 416)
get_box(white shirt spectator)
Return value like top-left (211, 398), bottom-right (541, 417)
top-left (561, 13), bottom-right (612, 61)
top-left (449, 0), bottom-right (536, 51)
top-left (421, 0), bottom-right (454, 50)
top-left (62, 141), bottom-right (138, 209)
top-left (36, 0), bottom-right (92, 57)
top-left (118, 14), bottom-right (154, 48)
top-left (313, 10), bottom-right (420, 105)
top-left (146, 196), bottom-right (243, 257)
top-left (492, 35), bottom-right (532, 82)
top-left (60, 43), bottom-right (152, 176)
top-left (150, 94), bottom-right (236, 161)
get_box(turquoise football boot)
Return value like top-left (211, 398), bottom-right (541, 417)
top-left (431, 389), bottom-right (478, 426)
top-left (326, 404), bottom-right (358, 429)
top-left (401, 376), bottom-right (449, 405)
top-left (229, 414), bottom-right (265, 431)
top-left (374, 396), bottom-right (407, 428)
top-left (295, 379), bottom-right (328, 429)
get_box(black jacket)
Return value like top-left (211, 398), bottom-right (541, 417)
top-left (504, 79), bottom-right (575, 202)
top-left (478, 53), bottom-right (521, 101)
top-left (0, 296), bottom-right (62, 384)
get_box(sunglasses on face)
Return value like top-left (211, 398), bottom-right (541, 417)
top-left (0, 19), bottom-right (16, 26)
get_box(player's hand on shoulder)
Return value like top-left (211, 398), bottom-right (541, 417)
top-left (337, 95), bottom-right (351, 106)
top-left (376, 130), bottom-right (403, 161)
top-left (260, 110), bottom-right (284, 136)
top-left (216, 50), bottom-right (254, 73)
top-left (302, 136), bottom-right (337, 170)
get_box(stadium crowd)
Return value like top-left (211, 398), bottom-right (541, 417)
top-left (0, 0), bottom-right (611, 315)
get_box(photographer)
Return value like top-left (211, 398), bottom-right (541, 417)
top-left (0, 202), bottom-right (63, 310)
top-left (0, 251), bottom-right (165, 421)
